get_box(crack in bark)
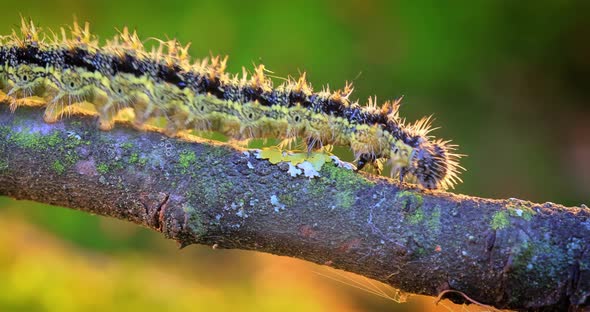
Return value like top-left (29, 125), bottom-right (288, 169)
top-left (154, 193), bottom-right (169, 231)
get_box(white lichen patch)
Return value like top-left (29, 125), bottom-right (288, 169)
top-left (65, 130), bottom-right (82, 140)
top-left (270, 194), bottom-right (286, 212)
top-left (297, 161), bottom-right (320, 178)
top-left (330, 155), bottom-right (356, 170)
top-left (236, 208), bottom-right (248, 218)
top-left (287, 163), bottom-right (303, 177)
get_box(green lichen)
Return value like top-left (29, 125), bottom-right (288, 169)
top-left (178, 150), bottom-right (196, 173)
top-left (207, 146), bottom-right (231, 160)
top-left (408, 207), bottom-right (425, 224)
top-left (406, 205), bottom-right (441, 232)
top-left (6, 128), bottom-right (83, 175)
top-left (311, 165), bottom-right (372, 210)
top-left (96, 163), bottom-right (109, 174)
top-left (182, 205), bottom-right (207, 238)
top-left (120, 142), bottom-right (134, 150)
top-left (46, 131), bottom-right (62, 147)
top-left (7, 127), bottom-right (83, 153)
top-left (2, 125), bottom-right (92, 179)
top-left (306, 178), bottom-right (325, 201)
top-left (193, 176), bottom-right (235, 205)
top-left (396, 190), bottom-right (424, 209)
top-left (128, 153), bottom-right (139, 164)
top-left (321, 164), bottom-right (373, 187)
top-left (490, 210), bottom-right (510, 230)
top-left (0, 125), bottom-right (10, 136)
top-left (62, 134), bottom-right (84, 149)
top-left (489, 201), bottom-right (537, 231)
top-left (63, 152), bottom-right (79, 167)
top-left (334, 190), bottom-right (355, 209)
top-left (10, 128), bottom-right (44, 150)
top-left (279, 194), bottom-right (295, 207)
top-left (138, 157), bottom-right (148, 166)
top-left (506, 202), bottom-right (537, 221)
top-left (506, 236), bottom-right (579, 304)
top-left (113, 160), bottom-right (125, 171)
top-left (51, 160), bottom-right (66, 175)
top-left (216, 181), bottom-right (234, 199)
top-left (427, 206), bottom-right (441, 232)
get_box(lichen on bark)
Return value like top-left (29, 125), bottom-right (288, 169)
top-left (0, 106), bottom-right (589, 311)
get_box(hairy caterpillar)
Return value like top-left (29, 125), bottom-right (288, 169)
top-left (0, 18), bottom-right (463, 190)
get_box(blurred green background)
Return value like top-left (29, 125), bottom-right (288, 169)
top-left (0, 0), bottom-right (589, 311)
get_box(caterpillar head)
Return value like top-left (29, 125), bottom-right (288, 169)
top-left (150, 83), bottom-right (186, 110)
top-left (306, 113), bottom-right (330, 140)
top-left (59, 68), bottom-right (98, 98)
top-left (108, 73), bottom-right (136, 105)
top-left (187, 95), bottom-right (219, 131)
top-left (406, 140), bottom-right (463, 190)
top-left (286, 104), bottom-right (310, 138)
top-left (238, 101), bottom-right (269, 139)
top-left (60, 68), bottom-right (83, 93)
top-left (190, 94), bottom-right (213, 115)
top-left (7, 64), bottom-right (46, 96)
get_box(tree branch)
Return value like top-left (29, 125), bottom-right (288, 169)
top-left (0, 106), bottom-right (588, 311)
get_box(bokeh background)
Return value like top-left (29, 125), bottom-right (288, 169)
top-left (0, 1), bottom-right (589, 311)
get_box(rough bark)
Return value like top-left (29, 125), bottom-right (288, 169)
top-left (0, 106), bottom-right (588, 311)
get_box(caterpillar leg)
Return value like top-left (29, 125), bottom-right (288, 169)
top-left (131, 95), bottom-right (153, 129)
top-left (94, 93), bottom-right (116, 131)
top-left (6, 86), bottom-right (45, 112)
top-left (7, 95), bottom-right (46, 112)
top-left (7, 97), bottom-right (18, 112)
top-left (163, 118), bottom-right (183, 137)
top-left (43, 90), bottom-right (70, 123)
top-left (311, 143), bottom-right (333, 154)
top-left (305, 137), bottom-right (322, 152)
top-left (98, 109), bottom-right (116, 131)
top-left (278, 136), bottom-right (297, 150)
top-left (43, 100), bottom-right (64, 123)
top-left (163, 107), bottom-right (193, 137)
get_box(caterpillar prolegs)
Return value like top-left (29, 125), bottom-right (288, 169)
top-left (0, 18), bottom-right (464, 190)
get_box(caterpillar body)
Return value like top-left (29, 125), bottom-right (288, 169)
top-left (0, 19), bottom-right (464, 190)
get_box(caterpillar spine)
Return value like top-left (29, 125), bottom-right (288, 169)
top-left (0, 18), bottom-right (464, 190)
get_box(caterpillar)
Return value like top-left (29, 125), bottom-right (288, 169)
top-left (0, 18), bottom-right (464, 190)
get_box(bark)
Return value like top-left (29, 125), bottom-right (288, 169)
top-left (0, 106), bottom-right (588, 311)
